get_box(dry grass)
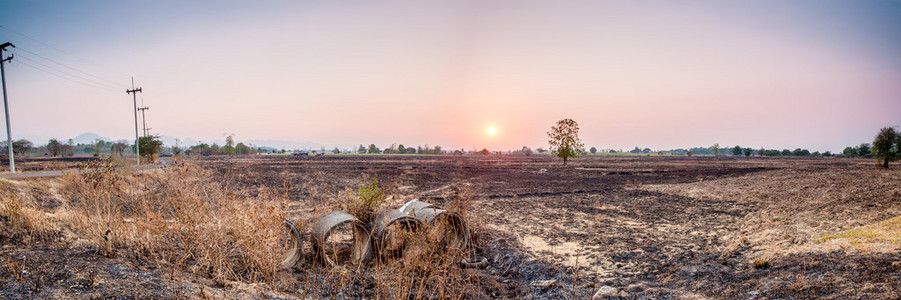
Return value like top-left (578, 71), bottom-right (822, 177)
top-left (0, 159), bottom-right (290, 284)
top-left (2, 158), bottom-right (488, 298)
top-left (815, 215), bottom-right (901, 250)
top-left (0, 180), bottom-right (62, 243)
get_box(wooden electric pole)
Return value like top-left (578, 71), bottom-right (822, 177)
top-left (126, 78), bottom-right (142, 165)
top-left (1, 42), bottom-right (15, 173)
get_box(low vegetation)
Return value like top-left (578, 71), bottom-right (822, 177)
top-left (2, 159), bottom-right (289, 285)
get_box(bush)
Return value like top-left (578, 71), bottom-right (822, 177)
top-left (343, 178), bottom-right (387, 223)
top-left (138, 135), bottom-right (163, 162)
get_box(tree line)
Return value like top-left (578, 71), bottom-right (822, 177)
top-left (356, 144), bottom-right (444, 155)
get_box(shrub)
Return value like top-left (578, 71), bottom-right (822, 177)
top-left (753, 259), bottom-right (769, 269)
top-left (343, 177), bottom-right (387, 223)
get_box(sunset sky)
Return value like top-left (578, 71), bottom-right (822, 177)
top-left (1, 1), bottom-right (899, 152)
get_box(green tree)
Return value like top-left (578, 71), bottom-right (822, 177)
top-left (589, 147), bottom-right (597, 154)
top-left (547, 118), bottom-right (584, 165)
top-left (763, 149), bottom-right (781, 156)
top-left (139, 135), bottom-right (164, 162)
top-left (223, 136), bottom-right (236, 155)
top-left (358, 144), bottom-right (366, 154)
top-left (873, 127), bottom-right (900, 168)
top-left (235, 142), bottom-right (251, 155)
top-left (782, 149), bottom-right (792, 156)
top-left (843, 146), bottom-right (857, 157)
top-left (47, 138), bottom-right (61, 156)
top-left (367, 144), bottom-right (380, 154)
top-left (397, 144), bottom-right (406, 154)
top-left (731, 146), bottom-right (742, 156)
top-left (792, 148), bottom-right (811, 156)
top-left (711, 143), bottom-right (720, 156)
top-left (91, 139), bottom-right (104, 156)
top-left (12, 139), bottom-right (32, 156)
top-left (856, 143), bottom-right (871, 157)
top-left (743, 147), bottom-right (753, 157)
top-left (60, 144), bottom-right (75, 157)
top-left (332, 147), bottom-right (340, 154)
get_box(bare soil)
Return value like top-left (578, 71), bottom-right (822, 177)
top-left (3, 154), bottom-right (901, 299)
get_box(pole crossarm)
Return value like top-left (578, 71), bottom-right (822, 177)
top-left (127, 80), bottom-right (142, 165)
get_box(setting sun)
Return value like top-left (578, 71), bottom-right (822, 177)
top-left (487, 127), bottom-right (497, 136)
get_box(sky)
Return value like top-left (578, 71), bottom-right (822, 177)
top-left (1, 0), bottom-right (899, 152)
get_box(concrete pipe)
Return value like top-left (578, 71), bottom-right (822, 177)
top-left (398, 199), bottom-right (434, 215)
top-left (280, 219), bottom-right (304, 269)
top-left (372, 209), bottom-right (423, 256)
top-left (310, 211), bottom-right (372, 267)
top-left (401, 204), bottom-right (470, 251)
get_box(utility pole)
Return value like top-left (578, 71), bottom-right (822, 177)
top-left (126, 78), bottom-right (142, 165)
top-left (1, 42), bottom-right (15, 173)
top-left (137, 105), bottom-right (149, 136)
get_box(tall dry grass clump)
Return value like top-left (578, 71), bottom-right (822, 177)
top-left (0, 182), bottom-right (61, 243)
top-left (59, 160), bottom-right (288, 283)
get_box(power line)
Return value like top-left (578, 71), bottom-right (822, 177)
top-left (15, 59), bottom-right (122, 92)
top-left (0, 25), bottom-right (130, 78)
top-left (16, 47), bottom-right (127, 89)
top-left (15, 55), bottom-right (124, 91)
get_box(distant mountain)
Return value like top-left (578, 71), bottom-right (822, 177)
top-left (158, 136), bottom-right (201, 147)
top-left (245, 139), bottom-right (346, 151)
top-left (71, 132), bottom-right (111, 144)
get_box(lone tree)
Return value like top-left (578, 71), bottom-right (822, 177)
top-left (872, 126), bottom-right (900, 168)
top-left (547, 118), bottom-right (584, 165)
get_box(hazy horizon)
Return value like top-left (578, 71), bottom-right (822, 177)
top-left (2, 1), bottom-right (900, 153)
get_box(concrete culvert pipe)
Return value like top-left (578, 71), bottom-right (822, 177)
top-left (311, 211), bottom-right (372, 267)
top-left (400, 200), bottom-right (470, 251)
top-left (281, 219), bottom-right (304, 269)
top-left (372, 209), bottom-right (423, 256)
top-left (398, 199), bottom-right (434, 214)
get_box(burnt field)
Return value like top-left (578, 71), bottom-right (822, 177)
top-left (195, 154), bottom-right (901, 298)
top-left (2, 154), bottom-right (899, 299)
